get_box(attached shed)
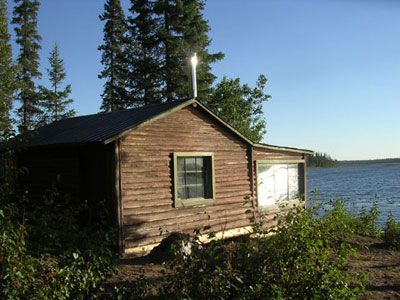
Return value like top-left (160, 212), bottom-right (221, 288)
top-left (14, 99), bottom-right (313, 256)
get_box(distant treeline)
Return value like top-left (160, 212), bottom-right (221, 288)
top-left (307, 152), bottom-right (339, 168)
top-left (339, 158), bottom-right (400, 166)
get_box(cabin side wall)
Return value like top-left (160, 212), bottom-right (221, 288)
top-left (119, 106), bottom-right (253, 254)
top-left (17, 145), bottom-right (117, 231)
top-left (17, 147), bottom-right (80, 199)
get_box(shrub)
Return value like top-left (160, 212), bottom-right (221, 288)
top-left (158, 203), bottom-right (366, 299)
top-left (384, 213), bottom-right (400, 250)
top-left (321, 199), bottom-right (381, 239)
top-left (0, 209), bottom-right (40, 299)
top-left (0, 207), bottom-right (117, 300)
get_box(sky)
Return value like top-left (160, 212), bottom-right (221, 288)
top-left (6, 0), bottom-right (400, 160)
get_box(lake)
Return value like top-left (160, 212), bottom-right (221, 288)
top-left (307, 163), bottom-right (400, 225)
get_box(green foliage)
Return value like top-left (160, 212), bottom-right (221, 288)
top-left (322, 199), bottom-right (381, 238)
top-left (0, 0), bottom-right (16, 140)
top-left (127, 0), bottom-right (163, 106)
top-left (48, 250), bottom-right (116, 300)
top-left (204, 75), bottom-right (270, 142)
top-left (39, 43), bottom-right (75, 124)
top-left (307, 151), bottom-right (338, 168)
top-left (0, 156), bottom-right (117, 299)
top-left (0, 202), bottom-right (117, 300)
top-left (384, 213), bottom-right (400, 250)
top-left (158, 203), bottom-right (365, 299)
top-left (125, 0), bottom-right (224, 105)
top-left (153, 0), bottom-right (224, 103)
top-left (99, 0), bottom-right (130, 112)
top-left (12, 0), bottom-right (42, 132)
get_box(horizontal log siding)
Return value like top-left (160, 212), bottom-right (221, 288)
top-left (120, 106), bottom-right (253, 253)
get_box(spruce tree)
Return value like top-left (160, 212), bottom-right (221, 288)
top-left (39, 43), bottom-right (75, 124)
top-left (152, 0), bottom-right (223, 102)
top-left (98, 0), bottom-right (129, 112)
top-left (0, 0), bottom-right (15, 139)
top-left (206, 75), bottom-right (270, 142)
top-left (12, 0), bottom-right (42, 132)
top-left (128, 0), bottom-right (163, 106)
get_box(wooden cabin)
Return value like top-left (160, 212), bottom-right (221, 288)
top-left (14, 99), bottom-right (312, 256)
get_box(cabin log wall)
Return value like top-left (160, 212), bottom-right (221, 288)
top-left (119, 106), bottom-right (253, 253)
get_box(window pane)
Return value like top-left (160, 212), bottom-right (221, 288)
top-left (196, 171), bottom-right (204, 185)
top-left (186, 172), bottom-right (197, 185)
top-left (196, 157), bottom-right (203, 171)
top-left (288, 164), bottom-right (299, 199)
top-left (178, 173), bottom-right (185, 186)
top-left (274, 165), bottom-right (288, 202)
top-left (177, 158), bottom-right (185, 172)
top-left (185, 158), bottom-right (196, 171)
top-left (196, 184), bottom-right (205, 198)
top-left (178, 187), bottom-right (187, 200)
top-left (187, 186), bottom-right (197, 199)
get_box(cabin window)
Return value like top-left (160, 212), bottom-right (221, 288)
top-left (173, 152), bottom-right (215, 207)
top-left (256, 161), bottom-right (305, 208)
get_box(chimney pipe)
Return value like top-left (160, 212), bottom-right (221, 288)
top-left (190, 53), bottom-right (198, 99)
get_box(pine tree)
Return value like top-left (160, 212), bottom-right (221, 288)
top-left (152, 0), bottom-right (223, 102)
top-left (12, 0), bottom-right (42, 132)
top-left (39, 43), bottom-right (75, 124)
top-left (128, 0), bottom-right (163, 106)
top-left (0, 0), bottom-right (15, 140)
top-left (206, 75), bottom-right (270, 142)
top-left (98, 0), bottom-right (129, 112)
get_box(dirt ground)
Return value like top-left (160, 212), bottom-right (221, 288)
top-left (113, 236), bottom-right (400, 299)
top-left (348, 236), bottom-right (400, 299)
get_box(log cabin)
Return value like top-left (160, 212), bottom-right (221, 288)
top-left (13, 99), bottom-right (312, 256)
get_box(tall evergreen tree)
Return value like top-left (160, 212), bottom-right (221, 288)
top-left (39, 43), bottom-right (75, 124)
top-left (206, 75), bottom-right (270, 142)
top-left (121, 0), bottom-right (223, 105)
top-left (152, 0), bottom-right (223, 102)
top-left (128, 0), bottom-right (163, 106)
top-left (98, 0), bottom-right (129, 112)
top-left (0, 0), bottom-right (15, 139)
top-left (12, 0), bottom-right (42, 132)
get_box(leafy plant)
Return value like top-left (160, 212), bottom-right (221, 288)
top-left (384, 213), bottom-right (400, 250)
top-left (157, 202), bottom-right (365, 299)
top-left (321, 199), bottom-right (381, 239)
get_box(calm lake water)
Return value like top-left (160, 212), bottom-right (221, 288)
top-left (307, 163), bottom-right (400, 225)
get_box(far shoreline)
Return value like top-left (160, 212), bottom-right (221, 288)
top-left (308, 158), bottom-right (400, 168)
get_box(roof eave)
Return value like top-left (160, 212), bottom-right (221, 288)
top-left (254, 143), bottom-right (314, 155)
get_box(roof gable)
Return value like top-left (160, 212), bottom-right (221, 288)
top-left (11, 98), bottom-right (313, 155)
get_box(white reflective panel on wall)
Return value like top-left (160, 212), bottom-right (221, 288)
top-left (288, 164), bottom-right (299, 200)
top-left (274, 165), bottom-right (288, 202)
top-left (257, 162), bottom-right (301, 207)
top-left (257, 165), bottom-right (275, 206)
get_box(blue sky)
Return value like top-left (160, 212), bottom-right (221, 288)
top-left (7, 0), bottom-right (400, 160)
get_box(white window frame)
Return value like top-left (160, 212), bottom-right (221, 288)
top-left (256, 160), bottom-right (305, 210)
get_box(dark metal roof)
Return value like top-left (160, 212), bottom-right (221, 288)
top-left (9, 98), bottom-right (314, 155)
top-left (15, 100), bottom-right (190, 147)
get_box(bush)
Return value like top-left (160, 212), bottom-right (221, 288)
top-left (321, 199), bottom-right (381, 239)
top-left (384, 213), bottom-right (400, 250)
top-left (0, 207), bottom-right (117, 300)
top-left (158, 203), bottom-right (366, 299)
